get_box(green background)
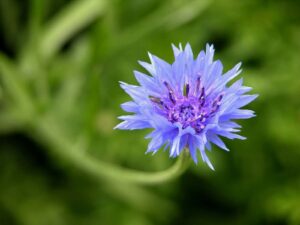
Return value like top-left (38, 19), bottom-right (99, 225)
top-left (0, 0), bottom-right (300, 224)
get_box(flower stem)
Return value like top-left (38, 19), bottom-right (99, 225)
top-left (32, 115), bottom-right (190, 185)
top-left (39, 0), bottom-right (107, 59)
top-left (1, 53), bottom-right (190, 186)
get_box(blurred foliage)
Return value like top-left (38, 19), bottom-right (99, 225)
top-left (0, 0), bottom-right (300, 225)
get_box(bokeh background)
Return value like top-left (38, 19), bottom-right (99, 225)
top-left (0, 0), bottom-right (300, 225)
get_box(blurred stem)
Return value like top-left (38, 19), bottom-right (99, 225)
top-left (39, 0), bottom-right (107, 60)
top-left (1, 53), bottom-right (189, 185)
top-left (0, 54), bottom-right (35, 120)
top-left (27, 0), bottom-right (50, 106)
top-left (28, 0), bottom-right (45, 39)
top-left (33, 115), bottom-right (190, 185)
top-left (110, 0), bottom-right (211, 54)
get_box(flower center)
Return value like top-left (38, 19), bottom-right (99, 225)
top-left (165, 97), bottom-right (207, 133)
top-left (150, 79), bottom-right (223, 133)
top-left (169, 100), bottom-right (196, 124)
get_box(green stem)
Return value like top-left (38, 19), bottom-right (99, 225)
top-left (1, 53), bottom-right (190, 186)
top-left (39, 0), bottom-right (107, 60)
top-left (0, 54), bottom-right (35, 120)
top-left (32, 115), bottom-right (190, 185)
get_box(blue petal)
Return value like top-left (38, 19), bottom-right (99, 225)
top-left (114, 120), bottom-right (151, 130)
top-left (183, 43), bottom-right (194, 61)
top-left (116, 114), bottom-right (152, 130)
top-left (138, 60), bottom-right (156, 76)
top-left (170, 135), bottom-right (181, 157)
top-left (120, 82), bottom-right (147, 102)
top-left (194, 134), bottom-right (214, 170)
top-left (179, 134), bottom-right (189, 152)
top-left (151, 55), bottom-right (172, 80)
top-left (218, 120), bottom-right (241, 129)
top-left (221, 62), bottom-right (242, 84)
top-left (194, 50), bottom-right (205, 74)
top-left (228, 78), bottom-right (253, 95)
top-left (233, 94), bottom-right (258, 108)
top-left (120, 101), bottom-right (139, 113)
top-left (238, 86), bottom-right (252, 95)
top-left (172, 43), bottom-right (183, 58)
top-left (198, 137), bottom-right (215, 170)
top-left (220, 94), bottom-right (257, 116)
top-left (205, 141), bottom-right (212, 151)
top-left (215, 129), bottom-right (246, 140)
top-left (188, 135), bottom-right (198, 163)
top-left (219, 93), bottom-right (238, 113)
top-left (226, 109), bottom-right (256, 119)
top-left (118, 115), bottom-right (144, 121)
top-left (203, 152), bottom-right (215, 170)
top-left (205, 60), bottom-right (224, 94)
top-left (172, 52), bottom-right (186, 92)
top-left (149, 114), bottom-right (173, 130)
top-left (146, 131), bottom-right (164, 154)
top-left (207, 132), bottom-right (229, 151)
top-left (205, 44), bottom-right (215, 65)
top-left (134, 71), bottom-right (160, 94)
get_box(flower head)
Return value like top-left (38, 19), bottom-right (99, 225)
top-left (115, 43), bottom-right (257, 170)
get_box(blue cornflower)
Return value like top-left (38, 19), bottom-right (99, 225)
top-left (115, 44), bottom-right (257, 170)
